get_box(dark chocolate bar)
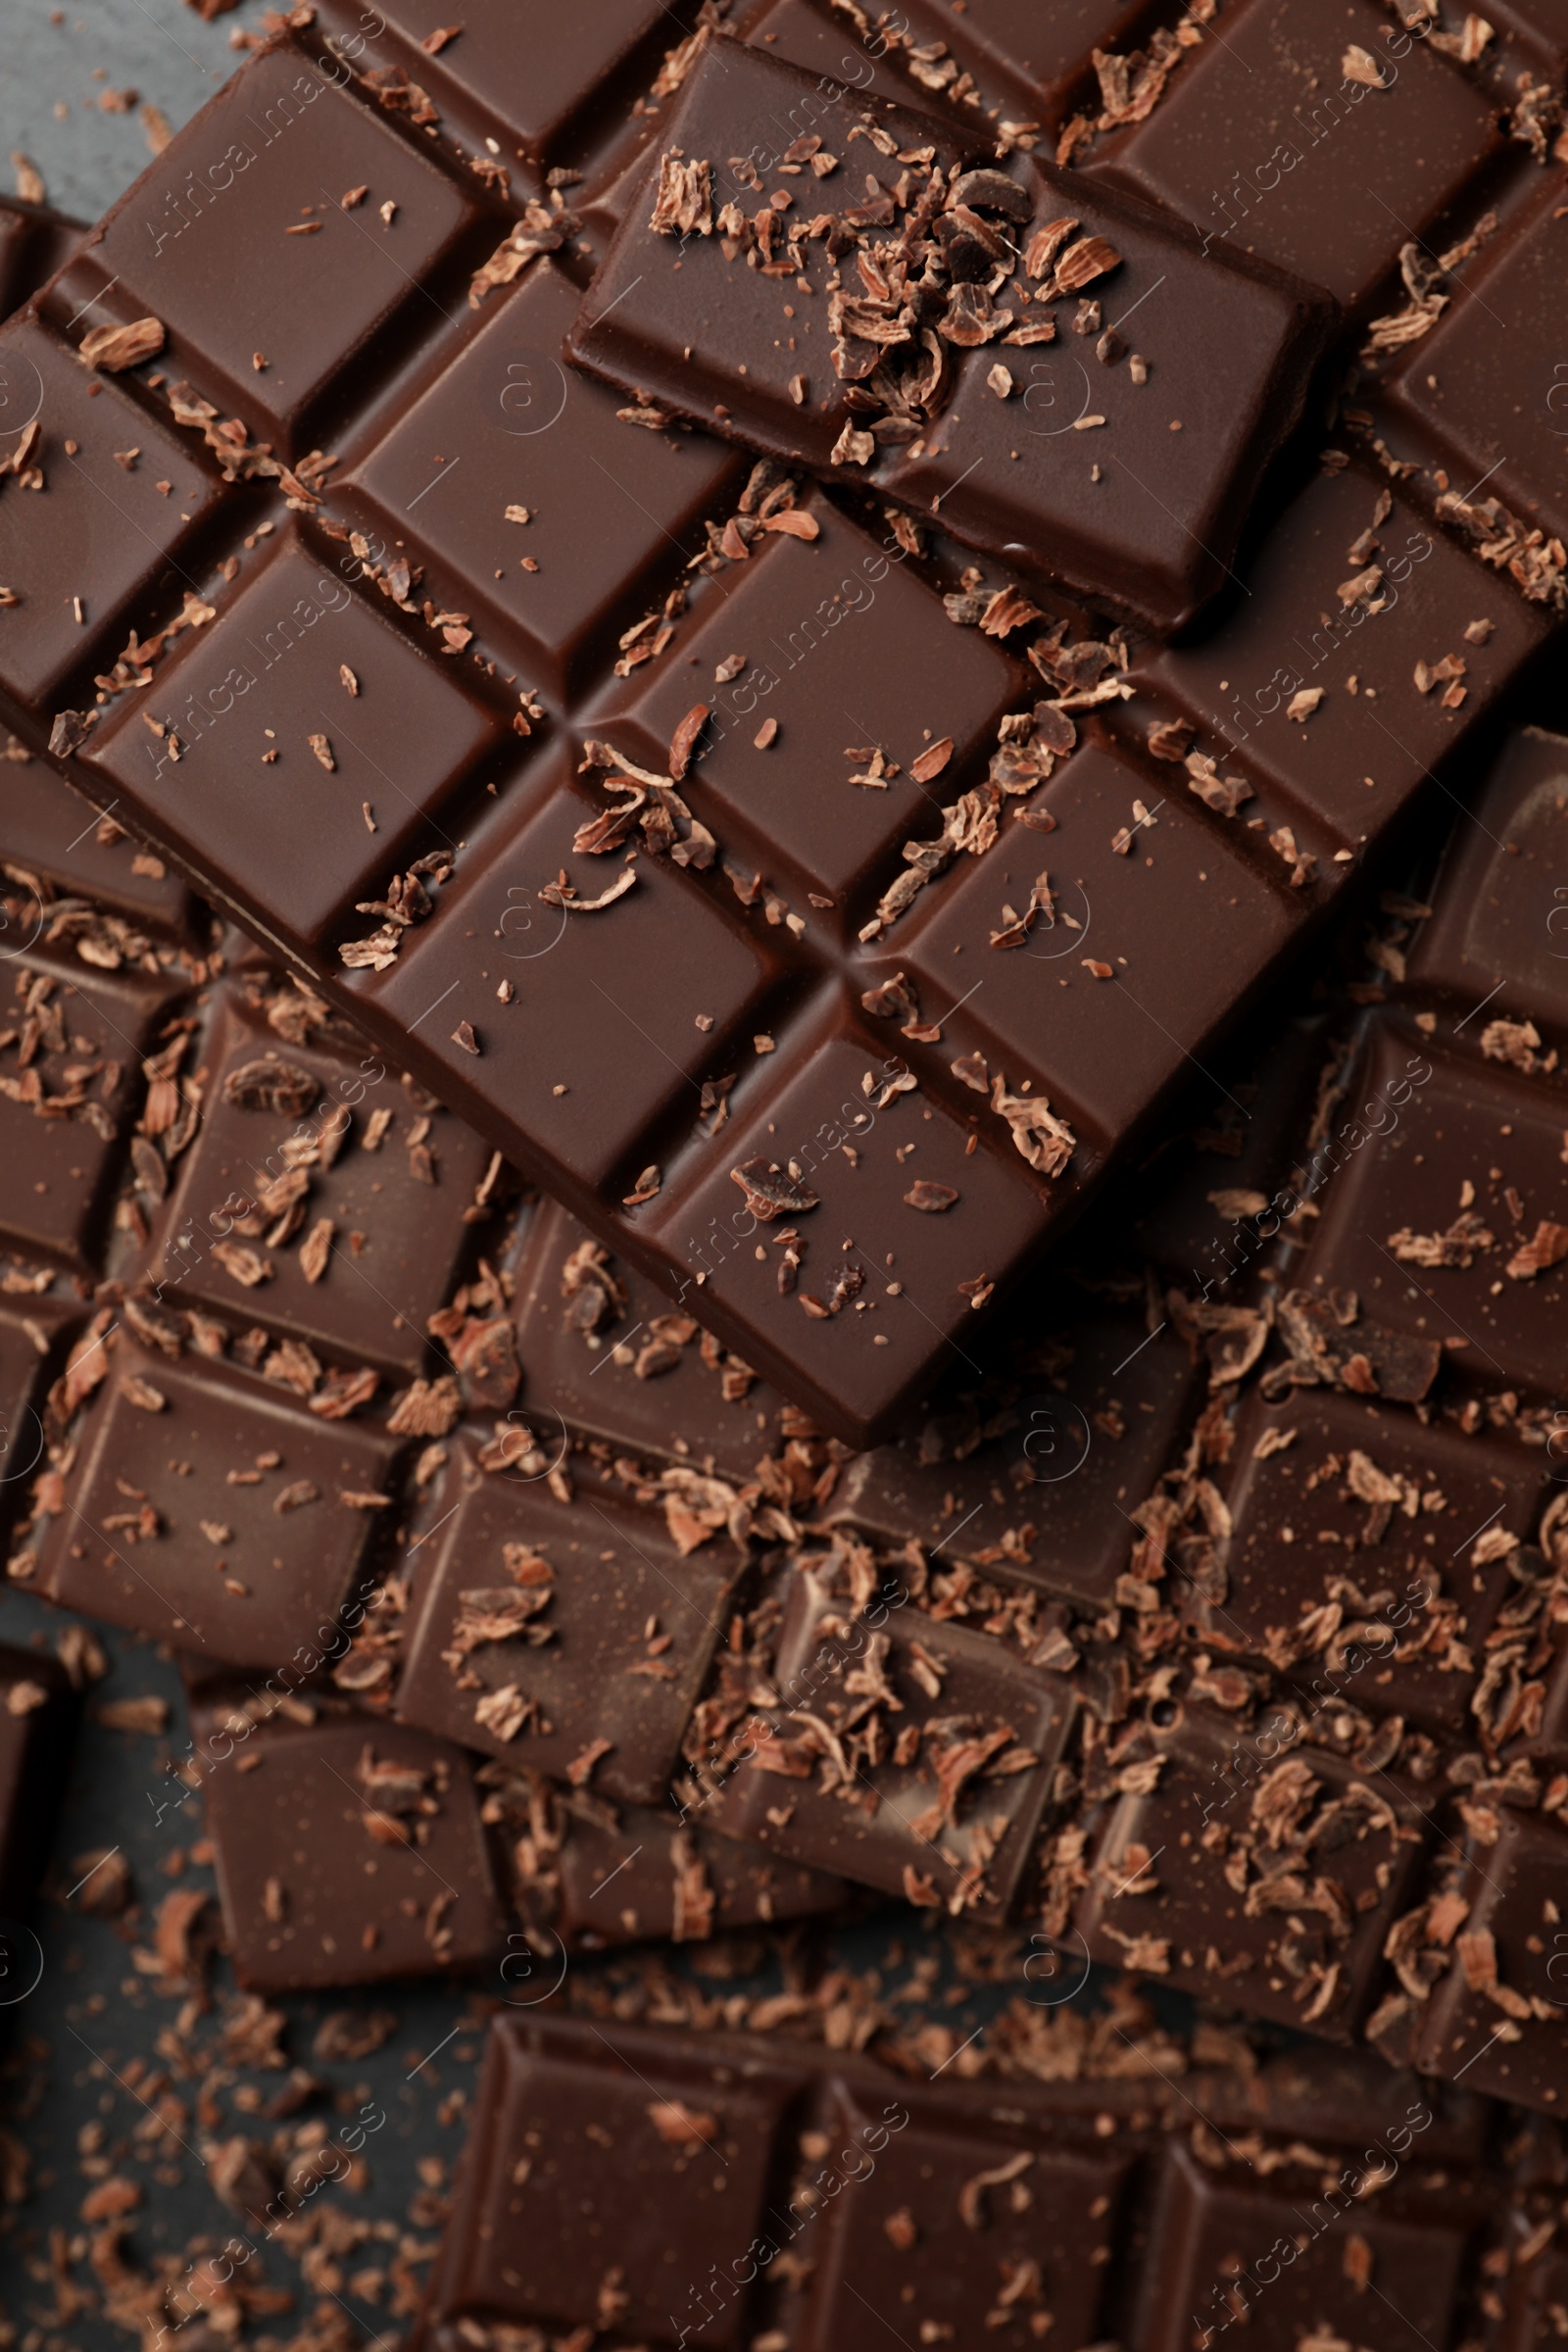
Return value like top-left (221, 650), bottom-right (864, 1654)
top-left (411, 2009), bottom-right (1514, 2352)
top-left (1, 5), bottom-right (1552, 1446)
top-left (567, 41), bottom-right (1334, 631)
top-left (0, 752), bottom-right (855, 1977)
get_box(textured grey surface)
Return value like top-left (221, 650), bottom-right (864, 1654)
top-left (0, 0), bottom-right (272, 226)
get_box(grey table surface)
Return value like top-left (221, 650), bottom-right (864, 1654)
top-left (0, 12), bottom-right (1181, 2346)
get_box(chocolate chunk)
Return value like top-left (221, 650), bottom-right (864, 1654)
top-left (190, 1683), bottom-right (506, 1991)
top-left (396, 1442), bottom-right (737, 1804)
top-left (1090, 0), bottom-right (1500, 311)
top-left (511, 1200), bottom-right (794, 1485)
top-left (0, 950), bottom-right (181, 1272)
top-left (571, 43), bottom-right (1333, 630)
top-left (82, 535), bottom-right (502, 953)
top-left (136, 982), bottom-right (499, 1379)
top-left (48, 47), bottom-right (480, 464)
top-left (1133, 458), bottom-right (1548, 847)
top-left (1074, 1699), bottom-right (1432, 2036)
top-left (704, 1551), bottom-right (1074, 1920)
top-left (1201, 1387), bottom-right (1550, 1734)
top-left (1292, 1022), bottom-right (1568, 1399)
top-left (340, 261), bottom-right (745, 703)
top-left (24, 1337), bottom-right (403, 1667)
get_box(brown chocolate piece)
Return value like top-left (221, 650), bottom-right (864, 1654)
top-left (412, 2011), bottom-right (1501, 2352)
top-left (1291, 1019), bottom-right (1568, 1401)
top-left (85, 531), bottom-right (504, 952)
top-left (603, 493), bottom-right (1019, 926)
top-left (20, 1334), bottom-right (403, 1668)
top-left (396, 1436), bottom-right (738, 1804)
top-left (877, 731), bottom-right (1302, 1158)
top-left (135, 980), bottom-right (499, 1379)
top-left (0, 947), bottom-right (181, 1273)
top-left (511, 1199), bottom-right (796, 1487)
top-left (1200, 1386), bottom-right (1551, 1735)
top-left (1088, 0), bottom-right (1502, 311)
top-left (1407, 722), bottom-right (1568, 1045)
top-left (191, 1682), bottom-right (507, 1990)
top-left (338, 258), bottom-right (746, 703)
top-left (569, 43), bottom-right (1335, 631)
top-left (1074, 1699), bottom-right (1432, 2038)
top-left (1132, 456), bottom-right (1550, 847)
top-left (702, 1551), bottom-right (1074, 1919)
top-left (828, 1307), bottom-right (1201, 1611)
top-left (1382, 172), bottom-right (1568, 555)
top-left (48, 44), bottom-right (484, 465)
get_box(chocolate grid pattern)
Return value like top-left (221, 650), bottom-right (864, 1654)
top-left (8, 648), bottom-right (1568, 2121)
top-left (1, 4), bottom-right (1558, 1446)
top-left (412, 2011), bottom-right (1522, 2352)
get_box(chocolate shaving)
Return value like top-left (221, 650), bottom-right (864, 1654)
top-left (730, 1157), bottom-right (820, 1221)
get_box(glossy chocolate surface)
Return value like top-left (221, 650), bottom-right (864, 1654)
top-left (0, 10), bottom-right (1551, 1447)
top-left (411, 2011), bottom-right (1506, 2352)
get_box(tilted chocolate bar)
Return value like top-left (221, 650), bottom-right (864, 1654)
top-left (411, 2009), bottom-right (1522, 2352)
top-left (0, 4), bottom-right (1553, 1446)
top-left (1056, 721), bottom-right (1568, 2099)
top-left (0, 760), bottom-right (850, 1979)
top-left (567, 42), bottom-right (1334, 631)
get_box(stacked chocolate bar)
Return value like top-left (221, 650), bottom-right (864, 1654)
top-left (0, 4), bottom-right (1566, 2347)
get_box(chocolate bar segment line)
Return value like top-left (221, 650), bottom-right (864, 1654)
top-left (412, 2009), bottom-right (1509, 2352)
top-left (0, 11), bottom-right (1552, 1451)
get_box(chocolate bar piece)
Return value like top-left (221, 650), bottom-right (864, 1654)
top-left (568, 43), bottom-right (1335, 631)
top-left (1053, 717), bottom-right (1568, 2095)
top-left (1382, 170), bottom-right (1568, 553)
top-left (0, 945), bottom-right (185, 1274)
top-left (1130, 456), bottom-right (1550, 846)
top-left (744, 0), bottom-right (1157, 147)
top-left (1085, 0), bottom-right (1503, 311)
top-left (18, 1326), bottom-right (406, 1667)
top-left (189, 1679), bottom-right (509, 1990)
top-left (510, 1196), bottom-right (800, 1485)
top-left (824, 1303), bottom-right (1202, 1611)
top-left (397, 1436), bottom-right (741, 1806)
top-left (2, 14), bottom-right (1548, 1446)
top-left (698, 1545), bottom-right (1075, 1918)
top-left (0, 752), bottom-right (204, 943)
top-left (129, 969), bottom-right (503, 1380)
top-left (412, 2010), bottom-right (1502, 2352)
top-left (187, 1675), bottom-right (844, 1988)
